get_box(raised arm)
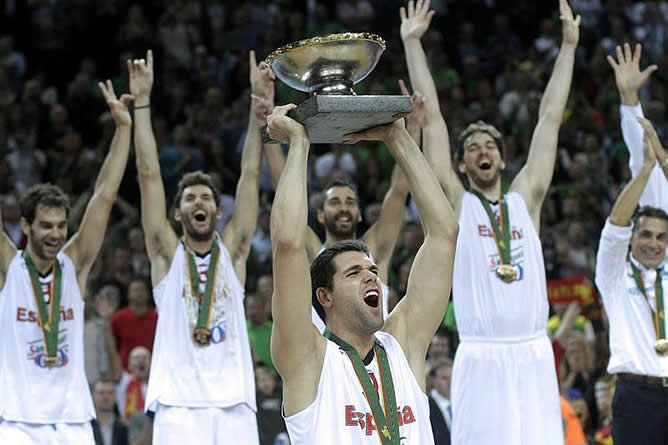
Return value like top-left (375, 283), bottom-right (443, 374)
top-left (638, 118), bottom-right (668, 183)
top-left (511, 0), bottom-right (580, 225)
top-left (346, 120), bottom-right (458, 390)
top-left (268, 105), bottom-right (325, 416)
top-left (129, 51), bottom-right (178, 286)
top-left (608, 43), bottom-right (666, 208)
top-left (65, 80), bottom-right (132, 288)
top-left (0, 205), bottom-right (17, 291)
top-left (400, 0), bottom-right (465, 212)
top-left (223, 51), bottom-right (271, 286)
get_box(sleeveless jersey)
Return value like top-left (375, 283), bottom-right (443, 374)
top-left (285, 331), bottom-right (433, 445)
top-left (0, 251), bottom-right (95, 423)
top-left (453, 192), bottom-right (549, 337)
top-left (312, 246), bottom-right (390, 333)
top-left (145, 241), bottom-right (256, 412)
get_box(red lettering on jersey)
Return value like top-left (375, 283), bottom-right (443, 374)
top-left (478, 224), bottom-right (490, 237)
top-left (365, 413), bottom-right (376, 436)
top-left (66, 308), bottom-right (74, 320)
top-left (16, 307), bottom-right (26, 321)
top-left (345, 405), bottom-right (357, 426)
top-left (402, 406), bottom-right (416, 424)
top-left (28, 310), bottom-right (37, 322)
top-left (397, 408), bottom-right (404, 426)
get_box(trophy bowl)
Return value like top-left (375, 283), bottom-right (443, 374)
top-left (265, 33), bottom-right (386, 95)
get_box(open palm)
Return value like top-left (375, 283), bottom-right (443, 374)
top-left (400, 0), bottom-right (435, 41)
top-left (606, 43), bottom-right (657, 93)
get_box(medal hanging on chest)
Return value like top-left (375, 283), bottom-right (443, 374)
top-left (24, 252), bottom-right (63, 368)
top-left (323, 329), bottom-right (400, 444)
top-left (630, 262), bottom-right (667, 356)
top-left (184, 239), bottom-right (221, 345)
top-left (472, 191), bottom-right (517, 283)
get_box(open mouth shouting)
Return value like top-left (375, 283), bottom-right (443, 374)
top-left (478, 159), bottom-right (492, 171)
top-left (193, 210), bottom-right (208, 223)
top-left (363, 288), bottom-right (380, 309)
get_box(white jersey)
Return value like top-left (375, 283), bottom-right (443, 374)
top-left (285, 331), bottom-right (433, 445)
top-left (0, 251), bottom-right (95, 423)
top-left (312, 246), bottom-right (389, 333)
top-left (453, 192), bottom-right (549, 337)
top-left (145, 240), bottom-right (256, 412)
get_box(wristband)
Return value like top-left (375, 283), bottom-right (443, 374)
top-left (134, 104), bottom-right (150, 110)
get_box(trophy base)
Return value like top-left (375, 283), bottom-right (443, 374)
top-left (264, 95), bottom-right (412, 144)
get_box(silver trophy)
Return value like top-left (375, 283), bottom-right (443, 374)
top-left (264, 33), bottom-right (412, 144)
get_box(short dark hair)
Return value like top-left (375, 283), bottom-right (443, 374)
top-left (310, 240), bottom-right (370, 322)
top-left (455, 120), bottom-right (505, 165)
top-left (92, 375), bottom-right (116, 392)
top-left (632, 206), bottom-right (668, 234)
top-left (173, 171), bottom-right (220, 210)
top-left (320, 179), bottom-right (359, 210)
top-left (19, 183), bottom-right (70, 224)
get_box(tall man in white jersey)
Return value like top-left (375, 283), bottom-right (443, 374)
top-left (130, 50), bottom-right (269, 444)
top-left (267, 102), bottom-right (458, 444)
top-left (400, 0), bottom-right (580, 443)
top-left (607, 42), bottom-right (668, 262)
top-left (0, 80), bottom-right (134, 444)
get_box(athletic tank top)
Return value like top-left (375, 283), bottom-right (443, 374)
top-left (0, 251), bottom-right (95, 423)
top-left (312, 246), bottom-right (390, 333)
top-left (145, 241), bottom-right (256, 411)
top-left (453, 192), bottom-right (549, 337)
top-left (285, 331), bottom-right (433, 445)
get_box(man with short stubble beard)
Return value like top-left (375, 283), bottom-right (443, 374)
top-left (130, 49), bottom-right (272, 444)
top-left (0, 80), bottom-right (133, 444)
top-left (400, 0), bottom-right (580, 443)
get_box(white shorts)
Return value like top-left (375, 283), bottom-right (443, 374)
top-left (0, 418), bottom-right (94, 444)
top-left (450, 332), bottom-right (563, 445)
top-left (153, 403), bottom-right (259, 445)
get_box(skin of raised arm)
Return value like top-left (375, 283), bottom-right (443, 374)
top-left (0, 205), bottom-right (17, 290)
top-left (346, 121), bottom-right (458, 390)
top-left (130, 51), bottom-right (179, 285)
top-left (222, 110), bottom-right (263, 286)
top-left (638, 118), bottom-right (668, 183)
top-left (607, 43), bottom-right (658, 106)
top-left (267, 105), bottom-right (326, 416)
top-left (609, 128), bottom-right (656, 227)
top-left (401, 0), bottom-right (465, 212)
top-left (511, 0), bottom-right (580, 228)
top-left (65, 80), bottom-right (133, 291)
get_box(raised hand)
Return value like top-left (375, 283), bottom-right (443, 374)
top-left (559, 0), bottom-right (581, 46)
top-left (399, 79), bottom-right (425, 130)
top-left (606, 43), bottom-right (658, 96)
top-left (98, 80), bottom-right (134, 127)
top-left (267, 104), bottom-right (307, 143)
top-left (127, 49), bottom-right (154, 102)
top-left (400, 0), bottom-right (435, 41)
top-left (637, 117), bottom-right (664, 166)
top-left (250, 50), bottom-right (275, 104)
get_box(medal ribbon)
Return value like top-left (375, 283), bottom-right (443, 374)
top-left (472, 191), bottom-right (511, 265)
top-left (630, 261), bottom-right (666, 342)
top-left (323, 329), bottom-right (399, 444)
top-left (184, 237), bottom-right (220, 334)
top-left (24, 251), bottom-right (62, 360)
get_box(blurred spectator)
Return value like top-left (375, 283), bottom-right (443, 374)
top-left (91, 377), bottom-right (129, 445)
top-left (314, 144), bottom-right (357, 185)
top-left (115, 346), bottom-right (150, 421)
top-left (85, 283), bottom-right (122, 386)
top-left (428, 358), bottom-right (453, 445)
top-left (250, 206), bottom-right (272, 267)
top-left (2, 193), bottom-right (23, 246)
top-left (111, 277), bottom-right (157, 371)
top-left (7, 129), bottom-right (46, 193)
top-left (246, 293), bottom-right (273, 369)
top-left (255, 365), bottom-right (286, 445)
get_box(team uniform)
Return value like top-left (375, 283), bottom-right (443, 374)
top-left (145, 240), bottom-right (259, 444)
top-left (451, 192), bottom-right (563, 445)
top-left (312, 246), bottom-right (389, 332)
top-left (285, 331), bottom-right (433, 444)
top-left (0, 252), bottom-right (95, 444)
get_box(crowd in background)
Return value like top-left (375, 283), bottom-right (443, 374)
top-left (1, 0), bottom-right (666, 444)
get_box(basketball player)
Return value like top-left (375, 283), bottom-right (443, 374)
top-left (130, 50), bottom-right (270, 444)
top-left (400, 0), bottom-right (579, 443)
top-left (0, 80), bottom-right (133, 443)
top-left (268, 104), bottom-right (458, 444)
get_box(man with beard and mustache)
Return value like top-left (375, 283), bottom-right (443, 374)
top-left (400, 0), bottom-right (579, 444)
top-left (267, 101), bottom-right (458, 444)
top-left (0, 80), bottom-right (133, 443)
top-left (130, 50), bottom-right (269, 444)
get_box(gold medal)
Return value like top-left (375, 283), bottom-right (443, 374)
top-left (496, 264), bottom-right (517, 283)
top-left (193, 328), bottom-right (211, 345)
top-left (382, 426), bottom-right (391, 439)
top-left (655, 339), bottom-right (668, 356)
top-left (44, 355), bottom-right (62, 369)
